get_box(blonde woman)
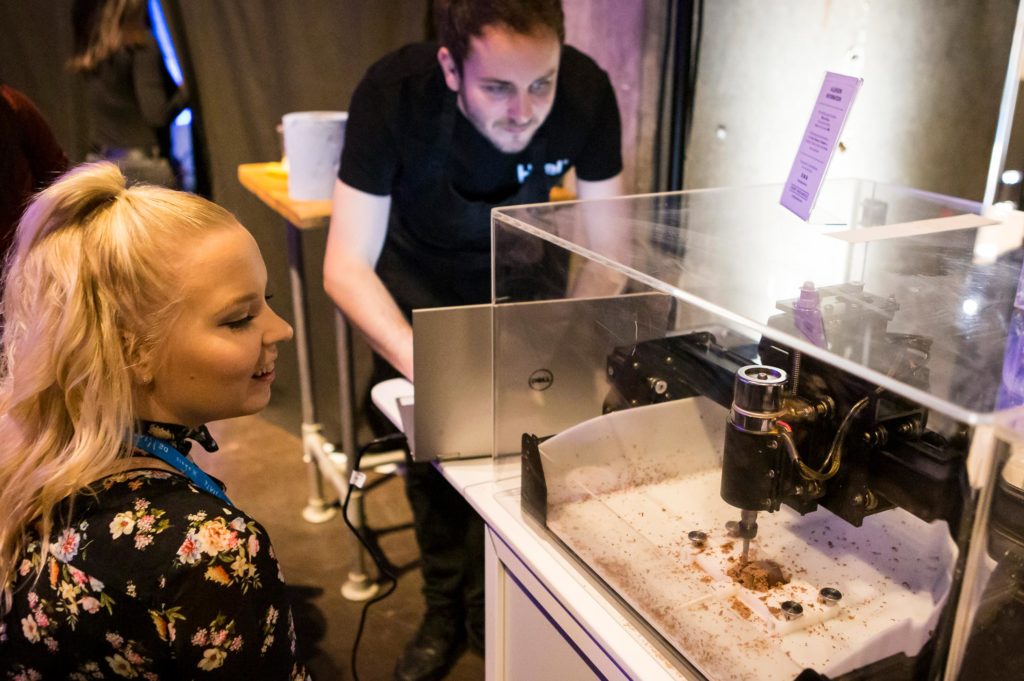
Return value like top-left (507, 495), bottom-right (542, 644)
top-left (0, 163), bottom-right (307, 679)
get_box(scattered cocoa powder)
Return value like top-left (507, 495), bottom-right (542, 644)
top-left (730, 597), bottom-right (753, 620)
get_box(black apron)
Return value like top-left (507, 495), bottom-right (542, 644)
top-left (376, 92), bottom-right (555, 316)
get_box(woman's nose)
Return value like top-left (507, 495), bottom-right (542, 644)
top-left (265, 308), bottom-right (294, 344)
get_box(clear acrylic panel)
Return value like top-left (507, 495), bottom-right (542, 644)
top-left (493, 180), bottom-right (1024, 680)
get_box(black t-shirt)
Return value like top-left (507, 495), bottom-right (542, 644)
top-left (340, 41), bottom-right (622, 201)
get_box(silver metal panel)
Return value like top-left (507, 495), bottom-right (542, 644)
top-left (493, 293), bottom-right (674, 457)
top-left (412, 304), bottom-right (494, 462)
top-left (412, 293), bottom-right (674, 461)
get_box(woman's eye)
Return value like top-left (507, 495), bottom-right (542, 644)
top-left (222, 296), bottom-right (271, 330)
top-left (224, 315), bottom-right (255, 330)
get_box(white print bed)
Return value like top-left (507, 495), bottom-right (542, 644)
top-left (540, 397), bottom-right (956, 681)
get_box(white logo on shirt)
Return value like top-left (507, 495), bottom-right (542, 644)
top-left (544, 159), bottom-right (570, 176)
top-left (516, 159), bottom-right (571, 184)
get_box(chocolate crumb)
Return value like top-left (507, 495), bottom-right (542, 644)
top-left (727, 559), bottom-right (790, 591)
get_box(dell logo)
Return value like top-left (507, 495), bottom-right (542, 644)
top-left (528, 369), bottom-right (554, 391)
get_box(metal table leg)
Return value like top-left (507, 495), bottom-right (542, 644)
top-left (285, 221), bottom-right (383, 601)
top-left (333, 309), bottom-right (381, 600)
top-left (284, 223), bottom-right (336, 524)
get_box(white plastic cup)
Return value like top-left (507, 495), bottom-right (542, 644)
top-left (282, 111), bottom-right (348, 201)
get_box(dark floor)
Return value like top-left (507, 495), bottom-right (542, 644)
top-left (196, 415), bottom-right (485, 681)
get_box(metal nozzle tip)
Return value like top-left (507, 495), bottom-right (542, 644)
top-left (738, 509), bottom-right (758, 562)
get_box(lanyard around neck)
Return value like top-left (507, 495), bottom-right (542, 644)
top-left (133, 434), bottom-right (233, 506)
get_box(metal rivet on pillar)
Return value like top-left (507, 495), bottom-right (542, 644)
top-left (818, 587), bottom-right (843, 606)
top-left (780, 600), bottom-right (804, 620)
top-left (687, 530), bottom-right (707, 547)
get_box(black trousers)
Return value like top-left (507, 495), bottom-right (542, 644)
top-left (404, 460), bottom-right (485, 643)
top-left (368, 356), bottom-right (485, 645)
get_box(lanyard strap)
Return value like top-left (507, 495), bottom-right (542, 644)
top-left (133, 434), bottom-right (233, 506)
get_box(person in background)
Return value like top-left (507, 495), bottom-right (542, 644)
top-left (323, 1), bottom-right (623, 678)
top-left (69, 0), bottom-right (187, 187)
top-left (0, 79), bottom-right (67, 261)
top-left (0, 162), bottom-right (308, 679)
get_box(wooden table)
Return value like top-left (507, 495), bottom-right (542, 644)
top-left (238, 162), bottom-right (332, 229)
top-left (238, 162), bottom-right (382, 601)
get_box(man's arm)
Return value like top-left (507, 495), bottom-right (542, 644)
top-left (323, 179), bottom-right (415, 379)
top-left (576, 173), bottom-right (623, 201)
top-left (569, 173), bottom-right (629, 297)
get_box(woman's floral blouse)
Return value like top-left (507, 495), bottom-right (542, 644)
top-left (1, 432), bottom-right (309, 680)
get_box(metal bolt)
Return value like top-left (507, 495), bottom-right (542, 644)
top-left (607, 366), bottom-right (615, 377)
top-left (815, 397), bottom-right (834, 418)
top-left (818, 587), bottom-right (843, 606)
top-left (632, 361), bottom-right (640, 369)
top-left (665, 356), bottom-right (674, 365)
top-left (629, 399), bottom-right (639, 406)
top-left (767, 470), bottom-right (776, 478)
top-left (687, 530), bottom-right (707, 547)
top-left (793, 486), bottom-right (804, 497)
top-left (651, 378), bottom-right (668, 395)
top-left (852, 494), bottom-right (864, 506)
top-left (897, 420), bottom-right (918, 436)
top-left (781, 601), bottom-right (804, 620)
top-left (767, 440), bottom-right (778, 450)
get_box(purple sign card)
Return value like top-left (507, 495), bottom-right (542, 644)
top-left (780, 71), bottom-right (863, 221)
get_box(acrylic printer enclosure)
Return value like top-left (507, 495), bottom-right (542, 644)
top-left (491, 180), bottom-right (1024, 681)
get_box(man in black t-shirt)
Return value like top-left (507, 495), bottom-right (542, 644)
top-left (324, 2), bottom-right (622, 679)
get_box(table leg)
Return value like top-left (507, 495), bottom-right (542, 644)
top-left (334, 309), bottom-right (380, 601)
top-left (284, 223), bottom-right (336, 524)
top-left (284, 221), bottom-right (386, 601)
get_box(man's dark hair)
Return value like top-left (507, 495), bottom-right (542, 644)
top-left (434, 0), bottom-right (565, 72)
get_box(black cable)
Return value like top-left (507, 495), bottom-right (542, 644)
top-left (340, 432), bottom-right (408, 681)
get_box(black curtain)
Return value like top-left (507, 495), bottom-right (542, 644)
top-left (0, 0), bottom-right (431, 439)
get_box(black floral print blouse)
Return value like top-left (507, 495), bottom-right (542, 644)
top-left (0, 423), bottom-right (309, 680)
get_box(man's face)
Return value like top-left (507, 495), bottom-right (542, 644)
top-left (439, 23), bottom-right (561, 154)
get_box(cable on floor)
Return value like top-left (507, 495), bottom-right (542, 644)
top-left (340, 432), bottom-right (409, 681)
